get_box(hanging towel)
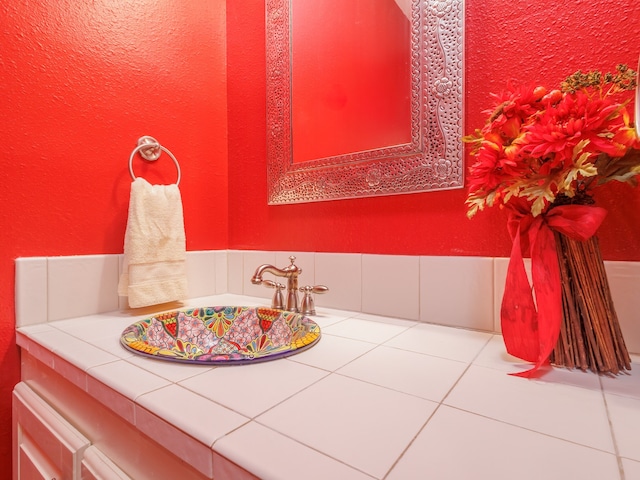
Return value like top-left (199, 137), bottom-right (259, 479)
top-left (118, 177), bottom-right (188, 308)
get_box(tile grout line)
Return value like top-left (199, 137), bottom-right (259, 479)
top-left (248, 419), bottom-right (378, 479)
top-left (381, 333), bottom-right (494, 479)
top-left (438, 333), bottom-right (494, 406)
top-left (442, 403), bottom-right (622, 455)
top-left (598, 374), bottom-right (626, 480)
top-left (452, 342), bottom-right (628, 458)
top-left (243, 319), bottom-right (452, 479)
top-left (380, 402), bottom-right (442, 480)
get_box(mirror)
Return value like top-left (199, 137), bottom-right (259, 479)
top-left (266, 0), bottom-right (464, 204)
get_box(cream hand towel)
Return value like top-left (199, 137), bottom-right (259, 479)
top-left (118, 177), bottom-right (188, 308)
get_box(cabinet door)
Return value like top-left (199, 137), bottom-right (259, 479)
top-left (81, 447), bottom-right (131, 480)
top-left (16, 432), bottom-right (61, 480)
top-left (13, 382), bottom-right (91, 480)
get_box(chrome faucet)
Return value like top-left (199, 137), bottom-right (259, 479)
top-left (251, 256), bottom-right (302, 312)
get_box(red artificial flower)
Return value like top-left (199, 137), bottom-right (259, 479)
top-left (465, 65), bottom-right (640, 218)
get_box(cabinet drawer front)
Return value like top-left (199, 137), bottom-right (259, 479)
top-left (13, 383), bottom-right (91, 479)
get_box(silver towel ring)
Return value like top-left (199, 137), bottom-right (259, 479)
top-left (128, 136), bottom-right (181, 186)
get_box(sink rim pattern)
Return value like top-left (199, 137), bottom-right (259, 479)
top-left (120, 306), bottom-right (321, 365)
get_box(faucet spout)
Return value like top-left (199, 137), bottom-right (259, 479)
top-left (250, 256), bottom-right (302, 312)
top-left (251, 265), bottom-right (287, 285)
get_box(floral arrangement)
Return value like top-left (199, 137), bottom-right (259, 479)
top-left (465, 64), bottom-right (640, 377)
top-left (464, 64), bottom-right (640, 218)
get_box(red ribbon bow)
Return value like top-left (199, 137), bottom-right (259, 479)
top-left (501, 202), bottom-right (607, 377)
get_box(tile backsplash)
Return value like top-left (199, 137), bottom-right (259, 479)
top-left (14, 250), bottom-right (640, 354)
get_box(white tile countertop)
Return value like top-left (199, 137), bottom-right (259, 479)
top-left (16, 294), bottom-right (640, 480)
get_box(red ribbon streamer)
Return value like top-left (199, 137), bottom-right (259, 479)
top-left (501, 203), bottom-right (607, 377)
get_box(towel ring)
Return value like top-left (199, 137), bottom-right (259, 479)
top-left (129, 136), bottom-right (181, 186)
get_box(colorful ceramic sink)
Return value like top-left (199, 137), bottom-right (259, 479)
top-left (120, 306), bottom-right (321, 364)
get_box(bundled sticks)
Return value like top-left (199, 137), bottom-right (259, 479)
top-left (550, 232), bottom-right (631, 374)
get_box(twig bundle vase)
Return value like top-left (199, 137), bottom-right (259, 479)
top-left (550, 231), bottom-right (631, 374)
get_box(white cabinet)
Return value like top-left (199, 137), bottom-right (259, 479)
top-left (13, 382), bottom-right (130, 480)
top-left (16, 436), bottom-right (61, 480)
top-left (13, 382), bottom-right (90, 479)
top-left (81, 447), bottom-right (131, 480)
top-left (16, 350), bottom-right (209, 479)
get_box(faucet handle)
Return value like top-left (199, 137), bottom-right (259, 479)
top-left (298, 285), bottom-right (329, 315)
top-left (262, 279), bottom-right (286, 310)
top-left (300, 285), bottom-right (329, 295)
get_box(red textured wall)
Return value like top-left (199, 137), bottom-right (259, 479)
top-left (1, 0), bottom-right (639, 475)
top-left (0, 1), bottom-right (227, 474)
top-left (228, 0), bottom-right (640, 259)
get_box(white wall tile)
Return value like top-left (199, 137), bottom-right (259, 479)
top-left (494, 257), bottom-right (533, 333)
top-left (185, 250), bottom-right (217, 298)
top-left (275, 251), bottom-right (315, 287)
top-left (15, 251), bottom-right (640, 352)
top-left (421, 256), bottom-right (494, 331)
top-left (226, 250), bottom-right (244, 295)
top-left (48, 255), bottom-right (119, 321)
top-left (493, 257), bottom-right (509, 332)
top-left (215, 250), bottom-right (228, 294)
top-left (241, 251), bottom-right (277, 299)
top-left (117, 254), bottom-right (128, 311)
top-left (605, 261), bottom-right (640, 354)
top-left (362, 254), bottom-right (419, 320)
top-left (276, 251), bottom-right (316, 312)
top-left (15, 257), bottom-right (48, 327)
top-left (498, 258), bottom-right (639, 354)
top-left (314, 253), bottom-right (361, 312)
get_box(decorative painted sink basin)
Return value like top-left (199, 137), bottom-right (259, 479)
top-left (120, 306), bottom-right (321, 364)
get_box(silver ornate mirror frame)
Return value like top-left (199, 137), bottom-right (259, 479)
top-left (266, 0), bottom-right (464, 204)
